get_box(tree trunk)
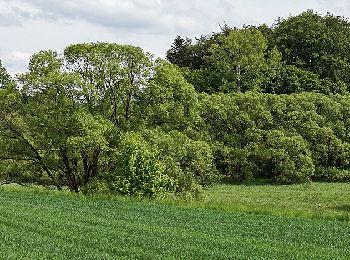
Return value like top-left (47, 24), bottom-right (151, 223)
top-left (61, 148), bottom-right (79, 193)
top-left (82, 149), bottom-right (100, 186)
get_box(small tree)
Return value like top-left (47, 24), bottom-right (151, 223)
top-left (106, 132), bottom-right (175, 197)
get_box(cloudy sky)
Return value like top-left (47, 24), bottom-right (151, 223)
top-left (1, 0), bottom-right (350, 74)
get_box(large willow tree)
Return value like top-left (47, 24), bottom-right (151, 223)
top-left (0, 43), bottom-right (209, 195)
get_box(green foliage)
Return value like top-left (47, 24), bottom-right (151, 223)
top-left (92, 129), bottom-right (218, 198)
top-left (142, 60), bottom-right (200, 131)
top-left (206, 28), bottom-right (269, 92)
top-left (3, 10), bottom-right (350, 196)
top-left (142, 129), bottom-right (218, 190)
top-left (314, 167), bottom-right (350, 182)
top-left (274, 10), bottom-right (350, 88)
top-left (199, 92), bottom-right (349, 184)
top-left (211, 130), bottom-right (314, 184)
top-left (167, 10), bottom-right (350, 95)
top-left (106, 132), bottom-right (175, 197)
top-left (28, 50), bottom-right (62, 76)
top-left (2, 50), bottom-right (115, 192)
top-left (264, 65), bottom-right (328, 94)
top-left (260, 130), bottom-right (315, 183)
top-left (168, 28), bottom-right (280, 93)
top-left (0, 44), bottom-right (214, 196)
top-left (0, 60), bottom-right (12, 88)
top-left (64, 43), bottom-right (153, 129)
top-left (166, 36), bottom-right (194, 68)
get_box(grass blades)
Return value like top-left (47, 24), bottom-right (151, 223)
top-left (0, 186), bottom-right (350, 259)
top-left (200, 182), bottom-right (350, 220)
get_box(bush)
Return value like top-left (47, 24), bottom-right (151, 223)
top-left (81, 178), bottom-right (111, 196)
top-left (213, 145), bottom-right (257, 183)
top-left (313, 167), bottom-right (350, 182)
top-left (107, 132), bottom-right (176, 198)
top-left (212, 130), bottom-right (315, 184)
top-left (142, 129), bottom-right (219, 190)
top-left (83, 130), bottom-right (216, 198)
top-left (263, 130), bottom-right (315, 183)
top-left (199, 93), bottom-right (350, 184)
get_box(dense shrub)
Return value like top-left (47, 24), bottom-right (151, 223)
top-left (141, 129), bottom-right (218, 193)
top-left (261, 130), bottom-right (315, 183)
top-left (313, 167), bottom-right (350, 182)
top-left (199, 92), bottom-right (349, 183)
top-left (212, 130), bottom-right (314, 184)
top-left (83, 130), bottom-right (217, 198)
top-left (107, 132), bottom-right (175, 197)
top-left (213, 145), bottom-right (257, 182)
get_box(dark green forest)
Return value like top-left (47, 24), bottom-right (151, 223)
top-left (1, 10), bottom-right (350, 197)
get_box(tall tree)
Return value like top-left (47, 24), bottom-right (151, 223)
top-left (274, 10), bottom-right (350, 91)
top-left (141, 59), bottom-right (199, 132)
top-left (64, 43), bottom-right (153, 130)
top-left (206, 28), bottom-right (270, 92)
top-left (166, 36), bottom-right (193, 68)
top-left (0, 50), bottom-right (113, 192)
top-left (0, 60), bottom-right (12, 89)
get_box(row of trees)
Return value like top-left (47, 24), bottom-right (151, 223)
top-left (1, 11), bottom-right (350, 197)
top-left (198, 93), bottom-right (350, 183)
top-left (167, 10), bottom-right (350, 95)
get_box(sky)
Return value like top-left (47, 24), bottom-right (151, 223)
top-left (1, 0), bottom-right (350, 74)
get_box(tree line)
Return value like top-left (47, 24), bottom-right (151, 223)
top-left (0, 10), bottom-right (349, 197)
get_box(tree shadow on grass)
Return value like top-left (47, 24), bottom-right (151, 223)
top-left (220, 178), bottom-right (273, 186)
top-left (332, 205), bottom-right (350, 212)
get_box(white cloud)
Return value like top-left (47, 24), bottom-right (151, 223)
top-left (1, 0), bottom-right (204, 34)
top-left (1, 0), bottom-right (350, 73)
top-left (9, 51), bottom-right (31, 61)
top-left (0, 49), bottom-right (31, 75)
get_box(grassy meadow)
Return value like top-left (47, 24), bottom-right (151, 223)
top-left (0, 183), bottom-right (350, 259)
top-left (202, 183), bottom-right (350, 220)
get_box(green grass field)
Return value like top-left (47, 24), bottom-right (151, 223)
top-left (0, 183), bottom-right (350, 259)
top-left (201, 183), bottom-right (350, 220)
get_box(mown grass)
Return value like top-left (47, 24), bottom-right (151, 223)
top-left (0, 183), bottom-right (350, 259)
top-left (200, 182), bottom-right (350, 220)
